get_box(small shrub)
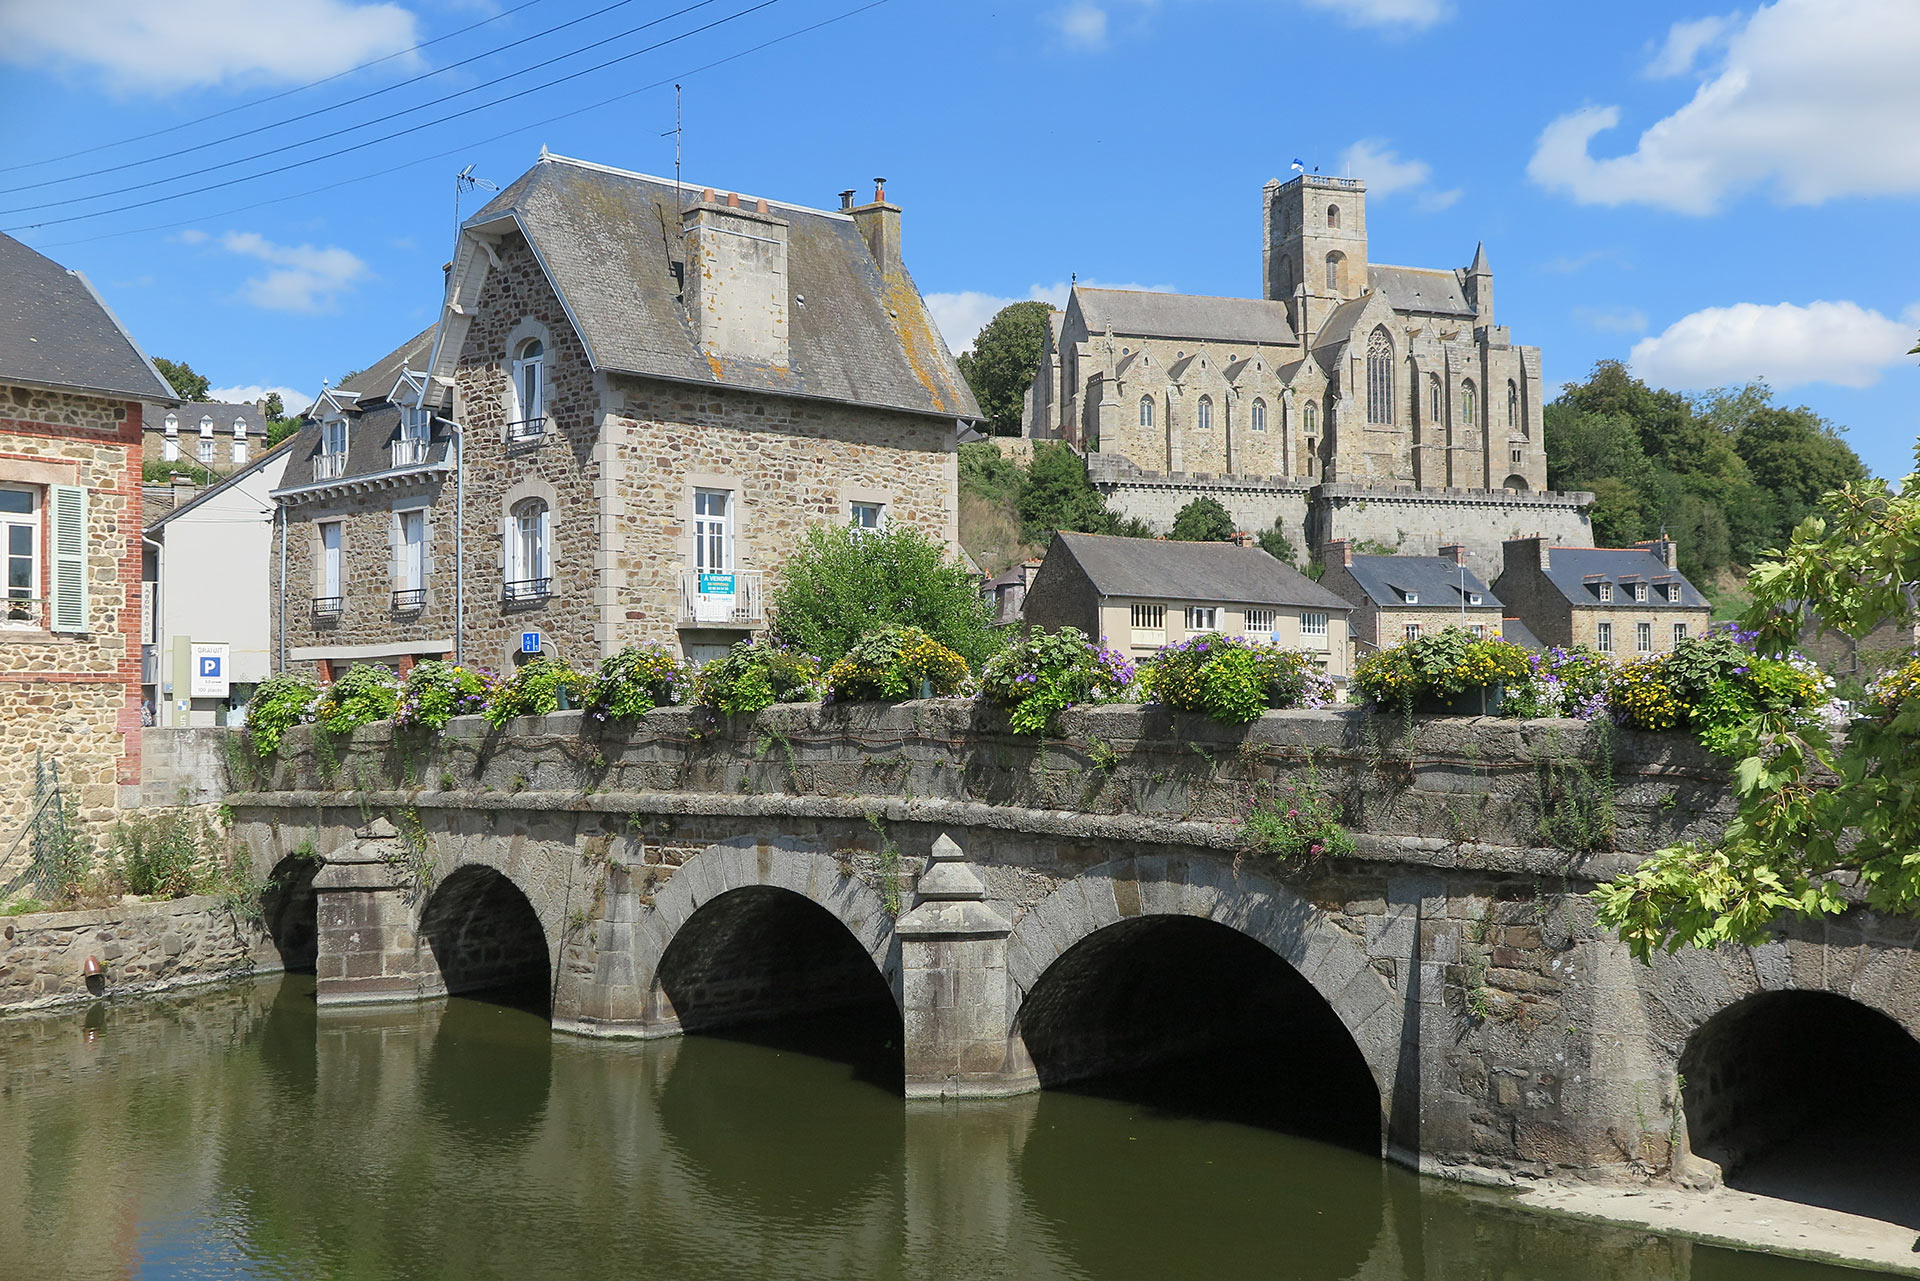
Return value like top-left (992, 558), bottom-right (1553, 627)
top-left (1865, 653), bottom-right (1920, 725)
top-left (245, 673), bottom-right (318, 757)
top-left (1609, 625), bottom-right (1834, 751)
top-left (979, 627), bottom-right (1134, 734)
top-left (110, 810), bottom-right (212, 899)
top-left (1241, 778), bottom-right (1355, 861)
top-left (1503, 645), bottom-right (1613, 720)
top-left (823, 626), bottom-right (970, 703)
top-left (484, 656), bottom-right (589, 727)
top-left (1351, 627), bottom-right (1533, 711)
top-left (584, 643), bottom-right (693, 722)
top-left (1145, 634), bottom-right (1334, 724)
top-left (395, 661), bottom-right (493, 731)
top-left (312, 663), bottom-right (401, 733)
top-left (694, 640), bottom-right (821, 716)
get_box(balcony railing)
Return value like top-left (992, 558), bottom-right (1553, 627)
top-left (503, 577), bottom-right (552, 604)
top-left (677, 569), bottom-right (765, 627)
top-left (311, 595), bottom-right (343, 618)
top-left (391, 436), bottom-right (430, 467)
top-left (392, 587), bottom-right (427, 612)
top-left (314, 452), bottom-right (347, 481)
top-left (1, 595), bottom-right (45, 629)
top-left (506, 417), bottom-right (547, 446)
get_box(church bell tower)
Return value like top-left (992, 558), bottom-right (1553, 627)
top-left (1263, 172), bottom-right (1369, 338)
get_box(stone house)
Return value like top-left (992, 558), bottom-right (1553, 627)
top-left (1022, 531), bottom-right (1353, 679)
top-left (1491, 536), bottom-right (1711, 657)
top-left (273, 152), bottom-right (975, 676)
top-left (1317, 540), bottom-right (1504, 652)
top-left (983, 556), bottom-right (1042, 626)
top-left (0, 231), bottom-right (176, 859)
top-left (144, 399), bottom-right (266, 476)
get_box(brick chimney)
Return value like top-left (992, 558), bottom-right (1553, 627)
top-left (1439, 543), bottom-right (1466, 567)
top-left (681, 187), bottom-right (790, 368)
top-left (849, 177), bottom-right (901, 275)
top-left (1230, 531), bottom-right (1253, 547)
top-left (1319, 538), bottom-right (1353, 569)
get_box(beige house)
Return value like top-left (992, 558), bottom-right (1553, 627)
top-left (1317, 541), bottom-right (1504, 652)
top-left (1491, 536), bottom-right (1711, 656)
top-left (273, 153), bottom-right (976, 675)
top-left (1021, 531), bottom-right (1353, 679)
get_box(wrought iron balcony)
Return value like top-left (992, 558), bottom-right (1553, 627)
top-left (506, 417), bottom-right (547, 446)
top-left (311, 595), bottom-right (343, 618)
top-left (503, 577), bottom-right (552, 604)
top-left (677, 569), bottom-right (764, 627)
top-left (314, 452), bottom-right (347, 480)
top-left (392, 587), bottom-right (427, 611)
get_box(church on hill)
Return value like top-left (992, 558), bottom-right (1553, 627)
top-left (1021, 171), bottom-right (1591, 579)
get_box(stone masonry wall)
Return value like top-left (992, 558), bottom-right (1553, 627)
top-left (0, 894), bottom-right (274, 1011)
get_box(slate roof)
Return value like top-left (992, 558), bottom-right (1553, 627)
top-left (455, 155), bottom-right (977, 419)
top-left (0, 231), bottom-right (176, 402)
top-left (1541, 547), bottom-right (1709, 608)
top-left (148, 438), bottom-right (295, 532)
top-left (1368, 264), bottom-right (1474, 318)
top-left (1072, 287), bottom-right (1296, 347)
top-left (1499, 617), bottom-right (1544, 650)
top-left (275, 328), bottom-right (453, 496)
top-left (1345, 555), bottom-right (1501, 610)
top-left (155, 401), bottom-right (262, 434)
top-left (337, 324), bottom-right (436, 401)
top-left (1050, 531), bottom-right (1352, 610)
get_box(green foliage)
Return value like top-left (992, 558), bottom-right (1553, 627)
top-left (1593, 446), bottom-right (1920, 960)
top-left (1606, 627), bottom-right (1831, 748)
top-left (1146, 634), bottom-right (1335, 724)
top-left (959, 440), bottom-right (1026, 505)
top-left (1018, 441), bottom-right (1142, 543)
top-left (110, 809), bottom-right (213, 899)
top-left (312, 664), bottom-right (400, 734)
top-left (153, 357), bottom-right (211, 401)
top-left (265, 391), bottom-right (304, 446)
top-left (484, 656), bottom-right (588, 727)
top-left (978, 627), bottom-right (1135, 734)
top-left (693, 640), bottom-right (821, 716)
top-left (770, 522), bottom-right (1001, 669)
top-left (1351, 628), bottom-right (1532, 710)
top-left (1255, 518), bottom-right (1298, 566)
top-left (142, 458), bottom-right (219, 485)
top-left (822, 626), bottom-right (970, 703)
top-left (245, 674), bottom-right (317, 757)
top-left (395, 661), bottom-right (492, 731)
top-left (1169, 496), bottom-right (1236, 542)
top-left (1241, 772), bottom-right (1355, 861)
top-left (956, 301), bottom-right (1052, 436)
top-left (583, 644), bottom-right (692, 722)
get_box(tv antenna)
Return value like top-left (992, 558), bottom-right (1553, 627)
top-left (661, 84), bottom-right (683, 205)
top-left (454, 164), bottom-right (498, 240)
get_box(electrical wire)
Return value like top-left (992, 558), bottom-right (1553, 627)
top-left (0, 0), bottom-right (551, 176)
top-left (0, 0), bottom-right (729, 217)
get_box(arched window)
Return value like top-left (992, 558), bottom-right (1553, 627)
top-left (1139, 397), bottom-right (1154, 428)
top-left (1304, 400), bottom-right (1317, 435)
top-left (1365, 328), bottom-right (1393, 426)
top-left (512, 338), bottom-right (545, 428)
top-left (1250, 398), bottom-right (1267, 432)
top-left (1304, 435), bottom-right (1317, 477)
top-left (1460, 379), bottom-right (1477, 425)
top-left (1507, 380), bottom-right (1520, 433)
top-left (507, 497), bottom-right (550, 591)
top-left (1327, 204), bottom-right (1341, 229)
top-left (1324, 252), bottom-right (1343, 292)
top-left (1428, 374), bottom-right (1442, 423)
top-left (1196, 396), bottom-right (1214, 430)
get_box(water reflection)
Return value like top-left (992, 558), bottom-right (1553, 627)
top-left (0, 974), bottom-right (1889, 1281)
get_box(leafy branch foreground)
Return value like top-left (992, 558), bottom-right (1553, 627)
top-left (1595, 450), bottom-right (1920, 960)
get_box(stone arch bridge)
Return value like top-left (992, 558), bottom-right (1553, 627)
top-left (230, 703), bottom-right (1920, 1190)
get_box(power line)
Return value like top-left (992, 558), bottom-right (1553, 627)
top-left (0, 0), bottom-right (732, 218)
top-left (33, 0), bottom-right (892, 250)
top-left (0, 0), bottom-right (552, 176)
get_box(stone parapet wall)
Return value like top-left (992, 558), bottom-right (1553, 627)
top-left (0, 894), bottom-right (274, 1012)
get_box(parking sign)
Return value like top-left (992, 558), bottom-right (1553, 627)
top-left (189, 643), bottom-right (230, 698)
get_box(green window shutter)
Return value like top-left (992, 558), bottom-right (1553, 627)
top-left (50, 484), bottom-right (89, 632)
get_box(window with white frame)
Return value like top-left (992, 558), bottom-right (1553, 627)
top-left (231, 416), bottom-right (248, 465)
top-left (1130, 603), bottom-right (1164, 632)
top-left (1402, 590), bottom-right (1419, 605)
top-left (1633, 582), bottom-right (1648, 602)
top-left (849, 501), bottom-right (884, 533)
top-left (395, 509), bottom-right (427, 595)
top-left (1404, 623), bottom-right (1422, 643)
top-left (163, 413), bottom-right (179, 462)
top-left (318, 522), bottom-right (343, 599)
top-left (1665, 583), bottom-right (1683, 603)
top-left (507, 498), bottom-right (550, 592)
top-left (1300, 611), bottom-right (1328, 638)
top-left (396, 406), bottom-right (432, 466)
top-left (1186, 605), bottom-right (1218, 631)
top-left (693, 488), bottom-right (732, 573)
top-left (1, 486), bottom-right (37, 625)
top-left (1139, 397), bottom-right (1154, 428)
top-left (512, 338), bottom-right (545, 431)
top-left (1466, 591), bottom-right (1483, 606)
top-left (1597, 621), bottom-right (1614, 653)
top-left (1673, 621), bottom-right (1688, 646)
top-left (1245, 608), bottom-right (1277, 633)
top-left (320, 418), bottom-right (348, 478)
top-left (1637, 620), bottom-right (1652, 652)
top-left (1250, 399), bottom-right (1267, 432)
top-left (1597, 582), bottom-right (1613, 603)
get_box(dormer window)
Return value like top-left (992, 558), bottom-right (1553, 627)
top-left (1403, 591), bottom-right (1419, 605)
top-left (318, 418), bottom-right (348, 480)
top-left (1598, 582), bottom-right (1613, 603)
top-left (231, 416), bottom-right (248, 465)
top-left (1466, 592), bottom-right (1482, 606)
top-left (1633, 582), bottom-right (1648, 602)
top-left (163, 412), bottom-right (179, 462)
top-left (394, 405), bottom-right (432, 467)
top-left (1665, 583), bottom-right (1682, 603)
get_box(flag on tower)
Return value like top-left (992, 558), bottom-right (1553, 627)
top-left (1290, 158), bottom-right (1305, 172)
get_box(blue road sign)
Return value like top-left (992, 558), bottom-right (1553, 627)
top-left (521, 631), bottom-right (543, 654)
top-left (199, 655), bottom-right (222, 678)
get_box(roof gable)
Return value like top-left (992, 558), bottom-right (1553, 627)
top-left (0, 232), bottom-right (176, 402)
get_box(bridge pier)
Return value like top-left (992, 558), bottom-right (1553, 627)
top-left (309, 818), bottom-right (443, 1006)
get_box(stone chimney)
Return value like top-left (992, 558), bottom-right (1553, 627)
top-left (1230, 531), bottom-right (1254, 547)
top-left (849, 177), bottom-right (901, 275)
top-left (1439, 543), bottom-right (1466, 567)
top-left (1320, 538), bottom-right (1353, 569)
top-left (1504, 535), bottom-right (1550, 575)
top-left (681, 187), bottom-right (790, 368)
top-left (1636, 536), bottom-right (1678, 569)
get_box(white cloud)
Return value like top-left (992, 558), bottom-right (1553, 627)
top-left (1337, 139), bottom-right (1460, 209)
top-left (0, 0), bottom-right (421, 93)
top-left (217, 231), bottom-right (368, 313)
top-left (209, 385), bottom-right (314, 415)
top-left (174, 229), bottom-right (209, 245)
top-left (1629, 300), bottom-right (1920, 390)
top-left (1644, 14), bottom-right (1734, 78)
top-left (1053, 2), bottom-right (1108, 49)
top-left (1298, 0), bottom-right (1450, 31)
top-left (926, 280), bottom-right (1175, 354)
top-left (1529, 0), bottom-right (1920, 213)
top-left (1573, 305), bottom-right (1648, 335)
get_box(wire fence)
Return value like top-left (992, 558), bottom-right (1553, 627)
top-left (0, 754), bottom-right (87, 904)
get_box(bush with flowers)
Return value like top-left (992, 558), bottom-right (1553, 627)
top-left (1501, 645), bottom-right (1612, 720)
top-left (484, 655), bottom-right (590, 728)
top-left (1608, 625), bottom-right (1833, 753)
top-left (583, 643), bottom-right (692, 723)
top-left (244, 673), bottom-right (319, 756)
top-left (394, 660), bottom-right (494, 732)
top-left (694, 640), bottom-right (821, 716)
top-left (822, 625), bottom-right (970, 703)
top-left (1240, 775), bottom-right (1356, 861)
top-left (1350, 627), bottom-right (1533, 713)
top-left (312, 663), bottom-right (401, 734)
top-left (1865, 653), bottom-right (1920, 727)
top-left (1143, 633), bottom-right (1335, 724)
top-left (978, 627), bottom-right (1135, 735)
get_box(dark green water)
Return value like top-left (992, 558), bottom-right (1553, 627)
top-left (0, 975), bottom-right (1875, 1281)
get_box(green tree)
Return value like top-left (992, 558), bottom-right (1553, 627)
top-left (769, 523), bottom-right (1001, 670)
top-left (263, 393), bottom-right (304, 446)
top-left (958, 440), bottom-right (1025, 506)
top-left (153, 357), bottom-right (211, 401)
top-left (1018, 441), bottom-right (1123, 543)
top-left (1255, 518), bottom-right (1298, 566)
top-left (1169, 496), bottom-right (1235, 542)
top-left (1733, 405), bottom-right (1867, 541)
top-left (956, 302), bottom-right (1052, 436)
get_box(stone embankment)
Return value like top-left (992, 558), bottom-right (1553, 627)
top-left (0, 895), bottom-right (273, 1012)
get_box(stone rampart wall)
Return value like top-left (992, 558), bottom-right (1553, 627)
top-left (0, 894), bottom-right (275, 1011)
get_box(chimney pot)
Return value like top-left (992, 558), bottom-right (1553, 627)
top-left (839, 189), bottom-right (856, 211)
top-left (755, 197), bottom-right (769, 214)
top-left (873, 177), bottom-right (887, 203)
top-left (701, 187), bottom-right (715, 203)
top-left (725, 190), bottom-right (739, 208)
top-left (1439, 543), bottom-right (1466, 566)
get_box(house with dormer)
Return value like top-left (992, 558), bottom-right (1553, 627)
top-left (1491, 536), bottom-right (1711, 657)
top-left (272, 151), bottom-right (975, 676)
top-left (1316, 541), bottom-right (1504, 652)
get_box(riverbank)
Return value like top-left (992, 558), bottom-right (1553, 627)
top-left (0, 895), bottom-right (276, 1011)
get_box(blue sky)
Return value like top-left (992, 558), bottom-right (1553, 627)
top-left (3, 0), bottom-right (1916, 480)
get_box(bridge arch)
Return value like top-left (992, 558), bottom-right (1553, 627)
top-left (417, 863), bottom-right (553, 1013)
top-left (1006, 856), bottom-right (1399, 1149)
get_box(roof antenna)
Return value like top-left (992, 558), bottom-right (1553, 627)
top-left (454, 164), bottom-right (498, 243)
top-left (661, 84), bottom-right (682, 206)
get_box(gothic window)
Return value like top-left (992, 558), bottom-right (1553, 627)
top-left (1507, 380), bottom-right (1522, 435)
top-left (1196, 396), bottom-right (1214, 430)
top-left (1304, 400), bottom-right (1317, 436)
top-left (1460, 379), bottom-right (1476, 425)
top-left (1327, 204), bottom-right (1340, 229)
top-left (1324, 251), bottom-right (1343, 292)
top-left (1139, 396), bottom-right (1154, 428)
top-left (1428, 374), bottom-right (1442, 424)
top-left (1365, 328), bottom-right (1393, 426)
top-left (1250, 399), bottom-right (1267, 432)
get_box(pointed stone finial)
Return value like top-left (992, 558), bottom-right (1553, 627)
top-left (929, 833), bottom-right (964, 862)
top-left (896, 832), bottom-right (1008, 937)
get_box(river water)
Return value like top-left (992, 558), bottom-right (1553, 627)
top-left (0, 975), bottom-right (1872, 1281)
